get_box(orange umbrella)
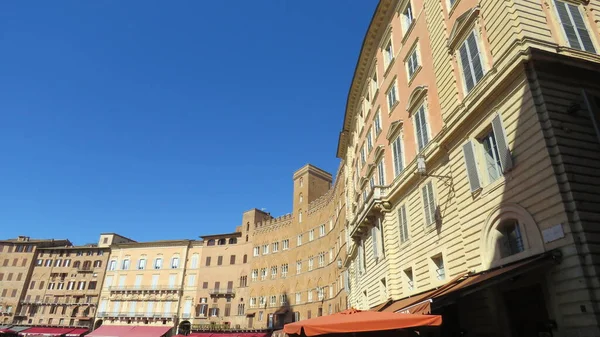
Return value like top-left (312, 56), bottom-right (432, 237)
top-left (283, 308), bottom-right (442, 336)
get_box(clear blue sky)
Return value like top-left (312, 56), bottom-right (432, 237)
top-left (0, 1), bottom-right (376, 244)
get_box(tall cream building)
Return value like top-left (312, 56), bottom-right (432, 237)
top-left (338, 0), bottom-right (600, 337)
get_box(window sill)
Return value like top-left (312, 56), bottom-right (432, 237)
top-left (407, 66), bottom-right (422, 87)
top-left (388, 100), bottom-right (400, 115)
top-left (401, 21), bottom-right (416, 46)
top-left (383, 58), bottom-right (396, 79)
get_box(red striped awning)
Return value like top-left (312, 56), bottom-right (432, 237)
top-left (65, 328), bottom-right (89, 336)
top-left (87, 325), bottom-right (135, 337)
top-left (122, 326), bottom-right (172, 337)
top-left (21, 327), bottom-right (77, 336)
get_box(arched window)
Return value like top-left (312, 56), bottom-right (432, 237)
top-left (247, 222), bottom-right (250, 231)
top-left (218, 239), bottom-right (226, 245)
top-left (154, 257), bottom-right (163, 269)
top-left (299, 210), bottom-right (303, 223)
top-left (207, 239), bottom-right (215, 246)
top-left (229, 238), bottom-right (237, 244)
top-left (299, 193), bottom-right (303, 203)
top-left (246, 235), bottom-right (249, 242)
top-left (93, 260), bottom-right (102, 268)
top-left (496, 220), bottom-right (525, 258)
top-left (299, 177), bottom-right (304, 187)
top-left (243, 254), bottom-right (248, 264)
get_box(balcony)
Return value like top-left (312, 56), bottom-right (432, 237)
top-left (108, 285), bottom-right (181, 293)
top-left (208, 288), bottom-right (235, 298)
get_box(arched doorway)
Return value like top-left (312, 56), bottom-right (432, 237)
top-left (93, 319), bottom-right (103, 330)
top-left (178, 321), bottom-right (191, 336)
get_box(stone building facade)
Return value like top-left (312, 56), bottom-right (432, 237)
top-left (339, 0), bottom-right (600, 336)
top-left (0, 237), bottom-right (71, 325)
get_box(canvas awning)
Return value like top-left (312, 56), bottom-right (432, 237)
top-left (6, 326), bottom-right (30, 333)
top-left (87, 325), bottom-right (135, 337)
top-left (65, 328), bottom-right (89, 337)
top-left (123, 326), bottom-right (172, 337)
top-left (283, 308), bottom-right (441, 336)
top-left (21, 327), bottom-right (78, 336)
top-left (382, 252), bottom-right (558, 314)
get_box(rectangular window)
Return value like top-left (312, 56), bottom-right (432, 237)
top-left (422, 181), bottom-right (436, 227)
top-left (309, 229), bottom-right (315, 241)
top-left (308, 257), bottom-right (314, 271)
top-left (230, 255), bottom-right (236, 265)
top-left (262, 244), bottom-right (269, 254)
top-left (253, 247), bottom-right (260, 257)
top-left (261, 268), bottom-right (267, 280)
top-left (297, 234), bottom-right (302, 246)
top-left (282, 239), bottom-right (289, 250)
top-left (252, 269), bottom-right (258, 282)
top-left (370, 71), bottom-right (378, 95)
top-left (432, 255), bottom-right (446, 280)
top-left (401, 2), bottom-right (414, 34)
top-left (481, 130), bottom-right (503, 183)
top-left (217, 256), bottom-right (223, 266)
top-left (366, 128), bottom-right (373, 152)
top-left (383, 40), bottom-right (394, 67)
top-left (398, 205), bottom-right (409, 243)
top-left (191, 254), bottom-right (199, 269)
top-left (392, 134), bottom-right (404, 177)
top-left (374, 109), bottom-right (382, 135)
top-left (459, 30), bottom-right (485, 93)
top-left (205, 256), bottom-right (211, 267)
top-left (281, 264), bottom-right (288, 278)
top-left (319, 224), bottom-right (326, 237)
top-left (272, 242), bottom-right (279, 252)
top-left (377, 160), bottom-right (385, 185)
top-left (360, 145), bottom-right (366, 165)
top-left (554, 1), bottom-right (596, 53)
top-left (386, 82), bottom-right (398, 111)
top-left (406, 47), bottom-right (420, 79)
top-left (138, 258), bottom-right (146, 270)
top-left (296, 261), bottom-right (302, 274)
top-left (414, 105), bottom-right (430, 152)
top-left (405, 268), bottom-right (414, 291)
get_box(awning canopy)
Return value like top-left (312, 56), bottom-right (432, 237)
top-left (382, 252), bottom-right (557, 314)
top-left (123, 326), bottom-right (172, 337)
top-left (283, 308), bottom-right (441, 336)
top-left (21, 327), bottom-right (79, 336)
top-left (65, 328), bottom-right (89, 337)
top-left (7, 326), bottom-right (30, 333)
top-left (87, 325), bottom-right (134, 337)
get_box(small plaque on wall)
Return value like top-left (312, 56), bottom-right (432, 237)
top-left (542, 224), bottom-right (565, 243)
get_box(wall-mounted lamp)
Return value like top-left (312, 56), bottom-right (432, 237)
top-left (417, 155), bottom-right (427, 175)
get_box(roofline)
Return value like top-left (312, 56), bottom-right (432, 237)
top-left (111, 239), bottom-right (193, 249)
top-left (200, 232), bottom-right (242, 240)
top-left (336, 0), bottom-right (394, 159)
top-left (100, 232), bottom-right (137, 243)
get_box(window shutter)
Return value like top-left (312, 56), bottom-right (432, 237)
top-left (398, 205), bottom-right (408, 242)
top-left (491, 114), bottom-right (513, 172)
top-left (459, 43), bottom-right (474, 92)
top-left (556, 1), bottom-right (581, 49)
top-left (467, 32), bottom-right (484, 82)
top-left (462, 141), bottom-right (482, 192)
top-left (567, 3), bottom-right (595, 52)
top-left (371, 226), bottom-right (379, 260)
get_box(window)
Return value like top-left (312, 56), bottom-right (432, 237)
top-left (299, 193), bottom-right (303, 203)
top-left (317, 287), bottom-right (324, 301)
top-left (308, 256), bottom-right (314, 271)
top-left (366, 128), bottom-right (373, 152)
top-left (308, 290), bottom-right (313, 302)
top-left (459, 30), bottom-right (485, 93)
top-left (422, 181), bottom-right (437, 226)
top-left (281, 264), bottom-right (288, 277)
top-left (299, 210), bottom-right (303, 223)
top-left (262, 244), bottom-right (269, 254)
top-left (319, 224), bottom-right (326, 237)
top-left (463, 114), bottom-right (513, 191)
top-left (272, 242), bottom-right (279, 252)
top-left (404, 268), bottom-right (414, 291)
top-left (282, 239), bottom-right (289, 250)
top-left (230, 255), bottom-right (236, 264)
top-left (138, 258), bottom-right (146, 270)
top-left (414, 104), bottom-right (430, 151)
top-left (243, 254), bottom-right (248, 263)
top-left (205, 256), bottom-right (211, 267)
top-left (309, 229), bottom-right (315, 241)
top-left (432, 255), bottom-right (445, 280)
top-left (318, 253), bottom-right (325, 267)
top-left (360, 145), bottom-right (366, 165)
top-left (270, 295), bottom-right (277, 307)
top-left (237, 303), bottom-right (245, 316)
top-left (253, 247), bottom-right (260, 257)
top-left (217, 256), bottom-right (223, 266)
top-left (252, 269), bottom-right (258, 282)
top-left (295, 292), bottom-right (302, 304)
top-left (250, 297), bottom-right (257, 308)
top-left (297, 234), bottom-right (303, 246)
top-left (271, 266), bottom-right (277, 279)
top-left (377, 160), bottom-right (385, 185)
top-left (191, 254), bottom-right (199, 269)
top-left (370, 71), bottom-right (379, 95)
top-left (554, 1), bottom-right (595, 53)
top-left (281, 293), bottom-right (288, 305)
top-left (383, 39), bottom-right (394, 68)
top-left (392, 134), bottom-right (404, 177)
top-left (154, 258), bottom-right (162, 269)
top-left (296, 260), bottom-right (302, 274)
top-left (260, 268), bottom-right (267, 280)
top-left (406, 47), bottom-right (419, 79)
top-left (497, 220), bottom-right (525, 258)
top-left (401, 1), bottom-right (414, 34)
top-left (121, 259), bottom-right (130, 270)
top-left (386, 82), bottom-right (399, 111)
top-left (171, 257), bottom-right (179, 269)
top-left (88, 281), bottom-right (97, 290)
top-left (371, 219), bottom-right (384, 260)
top-left (398, 204), bottom-right (409, 243)
top-left (374, 109), bottom-right (382, 135)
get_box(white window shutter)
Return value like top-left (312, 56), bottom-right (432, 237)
top-left (462, 140), bottom-right (481, 192)
top-left (371, 226), bottom-right (379, 260)
top-left (491, 114), bottom-right (513, 172)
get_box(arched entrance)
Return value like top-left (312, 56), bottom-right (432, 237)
top-left (178, 320), bottom-right (191, 336)
top-left (93, 319), bottom-right (103, 330)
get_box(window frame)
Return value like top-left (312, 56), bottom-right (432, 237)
top-left (457, 29), bottom-right (487, 94)
top-left (413, 103), bottom-right (431, 152)
top-left (553, 0), bottom-right (597, 53)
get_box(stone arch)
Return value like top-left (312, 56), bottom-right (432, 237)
top-left (481, 202), bottom-right (545, 269)
top-left (406, 85), bottom-right (429, 113)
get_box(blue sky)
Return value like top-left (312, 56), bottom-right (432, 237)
top-left (0, 1), bottom-right (376, 244)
